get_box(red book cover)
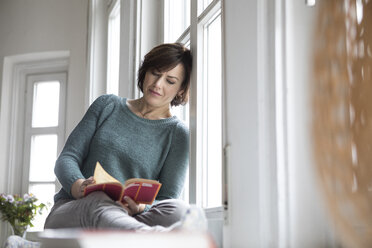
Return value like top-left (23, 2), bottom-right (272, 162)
top-left (122, 181), bottom-right (162, 205)
top-left (83, 162), bottom-right (162, 205)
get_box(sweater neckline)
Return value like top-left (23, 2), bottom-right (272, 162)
top-left (121, 98), bottom-right (177, 124)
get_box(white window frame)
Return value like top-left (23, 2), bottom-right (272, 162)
top-left (22, 73), bottom-right (67, 233)
top-left (22, 73), bottom-right (67, 194)
top-left (161, 0), bottom-right (224, 245)
top-left (0, 51), bottom-right (69, 240)
top-left (189, 0), bottom-right (224, 210)
top-left (162, 0), bottom-right (224, 211)
top-left (88, 0), bottom-right (139, 101)
top-left (87, 0), bottom-right (109, 105)
top-left (201, 5), bottom-right (222, 209)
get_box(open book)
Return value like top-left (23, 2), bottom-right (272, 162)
top-left (83, 162), bottom-right (162, 205)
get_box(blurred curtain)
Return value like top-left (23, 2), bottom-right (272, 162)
top-left (313, 0), bottom-right (372, 247)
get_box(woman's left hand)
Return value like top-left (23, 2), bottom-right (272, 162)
top-left (117, 196), bottom-right (146, 216)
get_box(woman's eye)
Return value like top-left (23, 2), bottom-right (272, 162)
top-left (152, 71), bottom-right (160, 76)
top-left (167, 80), bottom-right (175, 85)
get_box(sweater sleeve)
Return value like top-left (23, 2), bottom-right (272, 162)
top-left (156, 122), bottom-right (190, 200)
top-left (54, 94), bottom-right (113, 197)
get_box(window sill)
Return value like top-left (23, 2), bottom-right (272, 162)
top-left (204, 206), bottom-right (224, 220)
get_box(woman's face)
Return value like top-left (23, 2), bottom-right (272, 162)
top-left (142, 63), bottom-right (184, 108)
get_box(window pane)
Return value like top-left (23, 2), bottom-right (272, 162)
top-left (198, 0), bottom-right (213, 15)
top-left (28, 183), bottom-right (55, 232)
top-left (32, 81), bottom-right (60, 127)
top-left (172, 104), bottom-right (190, 203)
top-left (164, 0), bottom-right (190, 42)
top-left (29, 135), bottom-right (57, 182)
top-left (205, 13), bottom-right (222, 208)
top-left (172, 40), bottom-right (190, 202)
top-left (107, 2), bottom-right (120, 95)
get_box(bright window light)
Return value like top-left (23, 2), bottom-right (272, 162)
top-left (164, 0), bottom-right (190, 43)
top-left (32, 81), bottom-right (60, 127)
top-left (28, 183), bottom-right (55, 231)
top-left (203, 12), bottom-right (222, 208)
top-left (107, 1), bottom-right (120, 95)
top-left (199, 0), bottom-right (213, 14)
top-left (172, 102), bottom-right (190, 203)
top-left (25, 75), bottom-right (65, 233)
top-left (171, 41), bottom-right (191, 203)
top-left (29, 135), bottom-right (57, 182)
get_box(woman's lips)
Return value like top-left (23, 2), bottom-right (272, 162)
top-left (149, 89), bottom-right (161, 96)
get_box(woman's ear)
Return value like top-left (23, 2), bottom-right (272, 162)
top-left (177, 89), bottom-right (184, 97)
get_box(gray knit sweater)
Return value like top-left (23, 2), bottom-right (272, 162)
top-left (54, 94), bottom-right (189, 206)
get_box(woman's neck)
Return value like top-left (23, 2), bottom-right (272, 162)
top-left (129, 98), bottom-right (172, 120)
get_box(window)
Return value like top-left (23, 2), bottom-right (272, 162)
top-left (164, 0), bottom-right (223, 208)
top-left (107, 0), bottom-right (121, 95)
top-left (164, 0), bottom-right (190, 43)
top-left (199, 0), bottom-right (214, 15)
top-left (23, 73), bottom-right (66, 232)
top-left (202, 11), bottom-right (222, 208)
top-left (171, 41), bottom-right (191, 203)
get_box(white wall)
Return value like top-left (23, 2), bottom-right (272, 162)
top-left (119, 0), bottom-right (137, 99)
top-left (223, 0), bottom-right (339, 247)
top-left (223, 0), bottom-right (261, 246)
top-left (285, 1), bottom-right (338, 247)
top-left (87, 0), bottom-right (109, 104)
top-left (0, 0), bottom-right (88, 244)
top-left (140, 0), bottom-right (164, 57)
top-left (0, 0), bottom-right (88, 136)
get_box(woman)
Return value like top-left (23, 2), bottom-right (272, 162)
top-left (44, 43), bottom-right (192, 231)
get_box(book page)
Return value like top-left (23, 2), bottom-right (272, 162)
top-left (124, 178), bottom-right (160, 187)
top-left (93, 161), bottom-right (121, 184)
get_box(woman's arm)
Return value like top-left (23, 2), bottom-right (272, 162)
top-left (156, 122), bottom-right (190, 200)
top-left (55, 95), bottom-right (114, 198)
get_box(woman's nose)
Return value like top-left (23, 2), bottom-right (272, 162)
top-left (153, 76), bottom-right (164, 88)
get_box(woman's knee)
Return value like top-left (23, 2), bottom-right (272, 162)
top-left (45, 192), bottom-right (117, 229)
top-left (152, 199), bottom-right (189, 221)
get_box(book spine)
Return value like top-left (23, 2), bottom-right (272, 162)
top-left (134, 183), bottom-right (142, 201)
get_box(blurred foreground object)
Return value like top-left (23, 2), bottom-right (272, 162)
top-left (313, 0), bottom-right (372, 247)
top-left (39, 229), bottom-right (216, 248)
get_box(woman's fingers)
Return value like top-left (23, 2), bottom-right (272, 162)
top-left (79, 177), bottom-right (96, 196)
top-left (116, 200), bottom-right (133, 215)
top-left (124, 196), bottom-right (139, 213)
top-left (87, 176), bottom-right (95, 183)
top-left (124, 196), bottom-right (136, 206)
top-left (71, 177), bottom-right (96, 199)
top-left (82, 177), bottom-right (95, 186)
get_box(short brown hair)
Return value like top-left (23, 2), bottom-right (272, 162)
top-left (137, 43), bottom-right (192, 106)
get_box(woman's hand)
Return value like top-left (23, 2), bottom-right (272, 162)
top-left (117, 196), bottom-right (146, 216)
top-left (71, 176), bottom-right (95, 199)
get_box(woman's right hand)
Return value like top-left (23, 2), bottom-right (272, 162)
top-left (71, 176), bottom-right (95, 199)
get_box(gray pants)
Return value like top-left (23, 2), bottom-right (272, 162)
top-left (44, 192), bottom-right (189, 231)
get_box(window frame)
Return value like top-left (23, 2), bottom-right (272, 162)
top-left (22, 73), bottom-right (67, 192)
top-left (162, 0), bottom-right (224, 210)
top-left (0, 51), bottom-right (70, 240)
top-left (189, 0), bottom-right (224, 209)
top-left (22, 72), bottom-right (67, 232)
